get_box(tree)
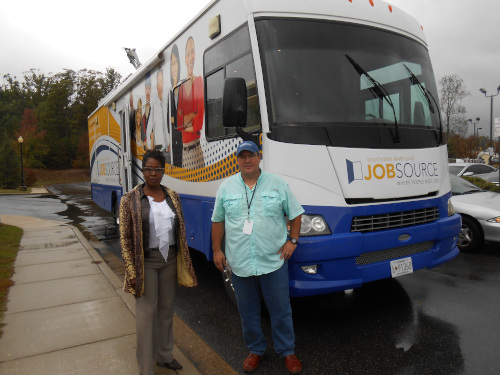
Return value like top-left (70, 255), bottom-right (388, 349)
top-left (439, 74), bottom-right (470, 139)
top-left (37, 70), bottom-right (76, 168)
top-left (15, 108), bottom-right (49, 168)
top-left (0, 134), bottom-right (20, 188)
top-left (1, 67), bottom-right (122, 170)
top-left (0, 74), bottom-right (26, 137)
top-left (448, 135), bottom-right (476, 159)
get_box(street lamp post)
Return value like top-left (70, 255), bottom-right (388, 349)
top-left (476, 127), bottom-right (483, 153)
top-left (468, 117), bottom-right (480, 151)
top-left (17, 136), bottom-right (26, 191)
top-left (479, 85), bottom-right (500, 157)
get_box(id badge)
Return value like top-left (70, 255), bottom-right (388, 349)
top-left (243, 220), bottom-right (253, 235)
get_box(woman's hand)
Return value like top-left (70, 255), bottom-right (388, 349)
top-left (129, 278), bottom-right (136, 290)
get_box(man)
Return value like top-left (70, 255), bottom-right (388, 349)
top-left (150, 66), bottom-right (170, 160)
top-left (211, 141), bottom-right (304, 374)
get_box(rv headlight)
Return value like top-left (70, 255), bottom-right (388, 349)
top-left (447, 199), bottom-right (455, 216)
top-left (300, 215), bottom-right (331, 236)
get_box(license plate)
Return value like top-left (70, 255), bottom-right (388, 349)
top-left (390, 257), bottom-right (413, 278)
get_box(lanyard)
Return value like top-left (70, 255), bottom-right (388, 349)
top-left (244, 181), bottom-right (258, 220)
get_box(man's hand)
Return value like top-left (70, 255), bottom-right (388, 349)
top-left (212, 221), bottom-right (226, 272)
top-left (277, 240), bottom-right (297, 260)
top-left (277, 215), bottom-right (301, 260)
top-left (213, 249), bottom-right (227, 272)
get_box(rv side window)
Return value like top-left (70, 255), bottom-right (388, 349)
top-left (206, 69), bottom-right (225, 139)
top-left (204, 25), bottom-right (261, 140)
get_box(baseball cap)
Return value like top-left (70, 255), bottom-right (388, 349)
top-left (236, 141), bottom-right (259, 156)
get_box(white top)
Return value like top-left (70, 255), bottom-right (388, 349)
top-left (148, 197), bottom-right (176, 260)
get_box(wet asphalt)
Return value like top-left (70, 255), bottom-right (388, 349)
top-left (1, 183), bottom-right (499, 375)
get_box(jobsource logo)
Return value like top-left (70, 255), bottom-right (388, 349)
top-left (346, 159), bottom-right (439, 184)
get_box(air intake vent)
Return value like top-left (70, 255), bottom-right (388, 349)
top-left (356, 241), bottom-right (434, 265)
top-left (351, 207), bottom-right (439, 233)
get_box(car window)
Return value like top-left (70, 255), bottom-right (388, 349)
top-left (448, 165), bottom-right (463, 175)
top-left (465, 165), bottom-right (495, 175)
top-left (450, 174), bottom-right (482, 195)
top-left (478, 165), bottom-right (496, 173)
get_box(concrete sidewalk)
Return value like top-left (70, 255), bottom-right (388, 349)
top-left (0, 215), bottom-right (202, 375)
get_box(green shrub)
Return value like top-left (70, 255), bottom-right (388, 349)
top-left (0, 138), bottom-right (21, 189)
top-left (462, 176), bottom-right (499, 192)
top-left (25, 168), bottom-right (38, 186)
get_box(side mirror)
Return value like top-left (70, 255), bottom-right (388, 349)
top-left (462, 172), bottom-right (474, 176)
top-left (223, 77), bottom-right (247, 128)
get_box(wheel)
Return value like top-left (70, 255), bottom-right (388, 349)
top-left (457, 216), bottom-right (482, 252)
top-left (220, 238), bottom-right (237, 305)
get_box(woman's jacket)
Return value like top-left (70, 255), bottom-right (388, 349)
top-left (119, 184), bottom-right (197, 297)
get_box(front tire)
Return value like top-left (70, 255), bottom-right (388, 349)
top-left (457, 216), bottom-right (482, 251)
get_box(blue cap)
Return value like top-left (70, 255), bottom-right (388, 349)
top-left (236, 141), bottom-right (259, 156)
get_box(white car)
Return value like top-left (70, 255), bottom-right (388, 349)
top-left (448, 163), bottom-right (497, 177)
top-left (450, 174), bottom-right (500, 251)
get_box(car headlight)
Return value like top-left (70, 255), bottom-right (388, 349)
top-left (447, 199), bottom-right (455, 216)
top-left (300, 215), bottom-right (331, 236)
top-left (486, 217), bottom-right (500, 223)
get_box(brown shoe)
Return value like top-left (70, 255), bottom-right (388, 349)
top-left (284, 354), bottom-right (302, 374)
top-left (243, 353), bottom-right (262, 373)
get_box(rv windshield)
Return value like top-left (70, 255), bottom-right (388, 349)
top-left (255, 18), bottom-right (442, 149)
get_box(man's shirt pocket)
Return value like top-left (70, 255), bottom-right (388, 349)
top-left (223, 193), bottom-right (244, 217)
top-left (261, 191), bottom-right (282, 217)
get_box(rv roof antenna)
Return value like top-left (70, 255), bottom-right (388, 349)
top-left (124, 48), bottom-right (142, 69)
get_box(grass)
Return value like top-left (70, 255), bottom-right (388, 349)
top-left (0, 169), bottom-right (90, 195)
top-left (0, 224), bottom-right (22, 335)
top-left (463, 176), bottom-right (499, 192)
top-left (31, 168), bottom-right (90, 187)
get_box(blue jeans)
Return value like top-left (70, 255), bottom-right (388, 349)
top-left (231, 262), bottom-right (295, 358)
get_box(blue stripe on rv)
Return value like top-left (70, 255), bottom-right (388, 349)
top-left (177, 192), bottom-right (460, 298)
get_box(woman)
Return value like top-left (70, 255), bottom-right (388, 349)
top-left (177, 36), bottom-right (205, 169)
top-left (135, 98), bottom-right (143, 150)
top-left (119, 150), bottom-right (197, 375)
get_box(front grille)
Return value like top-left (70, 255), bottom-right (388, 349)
top-left (351, 207), bottom-right (439, 233)
top-left (356, 241), bottom-right (434, 265)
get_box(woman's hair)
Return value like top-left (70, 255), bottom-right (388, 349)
top-left (142, 149), bottom-right (166, 169)
top-left (170, 44), bottom-right (180, 86)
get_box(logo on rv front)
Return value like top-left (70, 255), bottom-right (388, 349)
top-left (346, 158), bottom-right (439, 184)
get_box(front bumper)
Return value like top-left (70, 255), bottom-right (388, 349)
top-left (288, 213), bottom-right (461, 297)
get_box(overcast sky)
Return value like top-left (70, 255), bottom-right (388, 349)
top-left (1, 0), bottom-right (499, 138)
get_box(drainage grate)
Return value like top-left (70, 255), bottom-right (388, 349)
top-left (351, 207), bottom-right (439, 233)
top-left (356, 241), bottom-right (434, 265)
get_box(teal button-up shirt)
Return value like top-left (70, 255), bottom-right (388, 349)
top-left (212, 171), bottom-right (304, 277)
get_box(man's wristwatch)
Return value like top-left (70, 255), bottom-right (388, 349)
top-left (289, 238), bottom-right (298, 245)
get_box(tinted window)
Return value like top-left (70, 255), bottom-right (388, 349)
top-left (449, 165), bottom-right (464, 175)
top-left (204, 25), bottom-right (261, 140)
top-left (255, 18), bottom-right (441, 149)
top-left (466, 165), bottom-right (496, 174)
top-left (450, 174), bottom-right (481, 195)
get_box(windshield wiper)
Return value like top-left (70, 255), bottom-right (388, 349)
top-left (403, 64), bottom-right (443, 144)
top-left (345, 54), bottom-right (400, 143)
